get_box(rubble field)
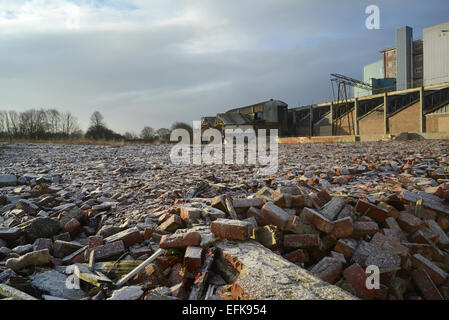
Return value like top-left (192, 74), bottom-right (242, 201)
top-left (1, 140), bottom-right (449, 300)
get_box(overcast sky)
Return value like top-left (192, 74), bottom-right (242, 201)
top-left (0, 0), bottom-right (448, 134)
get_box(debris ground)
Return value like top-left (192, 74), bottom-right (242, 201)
top-left (1, 140), bottom-right (449, 300)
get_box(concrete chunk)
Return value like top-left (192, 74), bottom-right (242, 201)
top-left (216, 240), bottom-right (356, 300)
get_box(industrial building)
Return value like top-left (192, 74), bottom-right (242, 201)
top-left (202, 20), bottom-right (449, 142)
top-left (201, 99), bottom-right (290, 136)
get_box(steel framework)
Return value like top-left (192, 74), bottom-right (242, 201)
top-left (330, 73), bottom-right (382, 135)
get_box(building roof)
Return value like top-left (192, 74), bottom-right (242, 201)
top-left (201, 116), bottom-right (216, 126)
top-left (379, 46), bottom-right (397, 53)
top-left (226, 99), bottom-right (287, 113)
top-left (215, 113), bottom-right (254, 126)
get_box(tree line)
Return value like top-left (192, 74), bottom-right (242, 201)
top-left (0, 108), bottom-right (192, 143)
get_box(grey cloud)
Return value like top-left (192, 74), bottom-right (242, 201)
top-left (0, 0), bottom-right (448, 133)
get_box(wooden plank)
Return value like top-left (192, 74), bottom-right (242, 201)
top-left (224, 195), bottom-right (239, 220)
top-left (0, 284), bottom-right (38, 300)
top-left (115, 248), bottom-right (164, 288)
top-left (74, 263), bottom-right (112, 287)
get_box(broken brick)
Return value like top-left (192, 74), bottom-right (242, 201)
top-left (159, 232), bottom-right (201, 249)
top-left (260, 202), bottom-right (291, 230)
top-left (411, 268), bottom-right (444, 300)
top-left (397, 212), bottom-right (425, 233)
top-left (210, 218), bottom-right (252, 241)
top-left (310, 257), bottom-right (343, 284)
top-left (355, 199), bottom-right (388, 222)
top-left (342, 263), bottom-right (376, 300)
top-left (183, 246), bottom-right (202, 275)
top-left (300, 207), bottom-right (334, 233)
top-left (283, 234), bottom-right (320, 248)
top-left (330, 217), bottom-right (353, 238)
top-left (411, 253), bottom-right (448, 285)
top-left (352, 221), bottom-right (379, 238)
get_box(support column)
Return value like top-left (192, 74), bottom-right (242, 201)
top-left (354, 98), bottom-right (359, 135)
top-left (419, 86), bottom-right (424, 133)
top-left (383, 92), bottom-right (389, 134)
top-left (309, 105), bottom-right (313, 137)
top-left (330, 103), bottom-right (334, 136)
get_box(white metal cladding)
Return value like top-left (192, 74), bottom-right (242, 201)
top-left (424, 21), bottom-right (449, 86)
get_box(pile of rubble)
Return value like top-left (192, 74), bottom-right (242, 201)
top-left (0, 141), bottom-right (449, 300)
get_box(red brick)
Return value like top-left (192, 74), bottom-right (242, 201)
top-left (87, 235), bottom-right (103, 249)
top-left (129, 247), bottom-right (153, 259)
top-left (329, 251), bottom-right (346, 264)
top-left (411, 254), bottom-right (448, 285)
top-left (159, 214), bottom-right (184, 232)
top-left (411, 268), bottom-right (443, 300)
top-left (64, 218), bottom-right (81, 234)
top-left (342, 263), bottom-right (376, 300)
top-left (337, 204), bottom-right (356, 220)
top-left (292, 194), bottom-right (312, 207)
top-left (180, 207), bottom-right (203, 221)
top-left (159, 232), bottom-right (201, 249)
top-left (247, 206), bottom-right (267, 226)
top-left (232, 198), bottom-right (264, 213)
top-left (397, 212), bottom-right (424, 233)
top-left (310, 257), bottom-right (343, 284)
top-left (383, 228), bottom-right (403, 243)
top-left (86, 240), bottom-right (125, 261)
top-left (210, 218), bottom-right (252, 241)
top-left (260, 202), bottom-right (291, 230)
top-left (276, 185), bottom-right (302, 196)
top-left (283, 249), bottom-right (309, 264)
top-left (330, 217), bottom-right (353, 238)
top-left (143, 227), bottom-right (155, 240)
top-left (334, 238), bottom-right (358, 259)
top-left (355, 200), bottom-right (388, 222)
top-left (316, 189), bottom-right (332, 204)
top-left (300, 207), bottom-right (334, 233)
top-left (409, 229), bottom-right (438, 244)
top-left (403, 243), bottom-right (433, 260)
top-left (283, 234), bottom-right (320, 248)
top-left (370, 232), bottom-right (387, 248)
top-left (183, 246), bottom-right (202, 275)
top-left (104, 227), bottom-right (143, 248)
top-left (352, 221), bottom-right (379, 238)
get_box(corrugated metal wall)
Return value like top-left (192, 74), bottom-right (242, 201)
top-left (424, 21), bottom-right (449, 86)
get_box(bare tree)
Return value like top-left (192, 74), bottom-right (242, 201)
top-left (124, 132), bottom-right (138, 140)
top-left (140, 126), bottom-right (155, 141)
top-left (61, 112), bottom-right (79, 137)
top-left (46, 109), bottom-right (61, 135)
top-left (156, 128), bottom-right (170, 142)
top-left (90, 111), bottom-right (105, 128)
top-left (7, 111), bottom-right (19, 137)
